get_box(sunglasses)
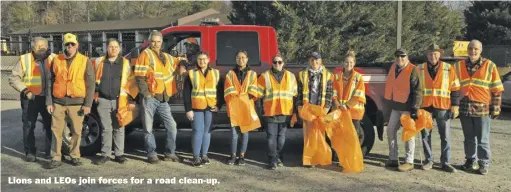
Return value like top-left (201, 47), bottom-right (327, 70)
top-left (65, 43), bottom-right (76, 47)
top-left (273, 61), bottom-right (284, 65)
top-left (396, 55), bottom-right (407, 58)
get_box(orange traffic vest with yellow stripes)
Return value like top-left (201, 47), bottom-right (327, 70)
top-left (454, 59), bottom-right (504, 104)
top-left (255, 69), bottom-right (298, 116)
top-left (133, 49), bottom-right (178, 97)
top-left (189, 68), bottom-right (220, 110)
top-left (384, 63), bottom-right (416, 103)
top-left (298, 67), bottom-right (332, 107)
top-left (51, 53), bottom-right (88, 98)
top-left (19, 53), bottom-right (56, 95)
top-left (333, 71), bottom-right (366, 120)
top-left (417, 62), bottom-right (460, 109)
top-left (224, 69), bottom-right (259, 117)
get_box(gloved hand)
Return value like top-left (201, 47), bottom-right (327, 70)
top-left (410, 108), bottom-right (419, 121)
top-left (449, 106), bottom-right (459, 119)
top-left (490, 111), bottom-right (499, 119)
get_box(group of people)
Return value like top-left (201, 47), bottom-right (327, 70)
top-left (10, 29), bottom-right (504, 175)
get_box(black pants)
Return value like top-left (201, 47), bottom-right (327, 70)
top-left (266, 122), bottom-right (287, 163)
top-left (21, 94), bottom-right (52, 156)
top-left (329, 119), bottom-right (365, 162)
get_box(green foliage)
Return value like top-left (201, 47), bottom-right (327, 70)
top-left (465, 1), bottom-right (511, 45)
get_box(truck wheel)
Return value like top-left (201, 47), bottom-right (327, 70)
top-left (360, 114), bottom-right (375, 157)
top-left (63, 114), bottom-right (102, 156)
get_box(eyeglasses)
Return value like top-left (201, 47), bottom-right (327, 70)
top-left (65, 43), bottom-right (76, 47)
top-left (273, 61), bottom-right (284, 65)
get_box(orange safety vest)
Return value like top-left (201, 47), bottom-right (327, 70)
top-left (256, 69), bottom-right (298, 116)
top-left (454, 59), bottom-right (504, 104)
top-left (189, 68), bottom-right (220, 110)
top-left (384, 63), bottom-right (416, 103)
top-left (19, 53), bottom-right (56, 95)
top-left (224, 69), bottom-right (259, 117)
top-left (133, 49), bottom-right (178, 97)
top-left (298, 67), bottom-right (333, 107)
top-left (51, 53), bottom-right (88, 98)
top-left (417, 62), bottom-right (460, 109)
top-left (333, 71), bottom-right (366, 120)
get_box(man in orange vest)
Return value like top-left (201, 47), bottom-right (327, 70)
top-left (93, 38), bottom-right (137, 165)
top-left (45, 33), bottom-right (95, 169)
top-left (417, 44), bottom-right (460, 173)
top-left (134, 30), bottom-right (184, 164)
top-left (254, 53), bottom-right (298, 170)
top-left (455, 40), bottom-right (504, 175)
top-left (9, 36), bottom-right (55, 162)
top-left (384, 48), bottom-right (423, 172)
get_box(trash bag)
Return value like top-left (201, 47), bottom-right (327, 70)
top-left (325, 110), bottom-right (364, 173)
top-left (117, 106), bottom-right (138, 127)
top-left (301, 104), bottom-right (332, 166)
top-left (401, 109), bottom-right (433, 142)
top-left (228, 93), bottom-right (261, 133)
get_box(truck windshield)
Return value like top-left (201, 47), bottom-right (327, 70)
top-left (216, 31), bottom-right (261, 66)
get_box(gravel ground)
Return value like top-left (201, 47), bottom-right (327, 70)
top-left (1, 100), bottom-right (511, 192)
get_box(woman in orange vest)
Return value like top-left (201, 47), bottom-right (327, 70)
top-left (253, 53), bottom-right (298, 170)
top-left (224, 50), bottom-right (258, 166)
top-left (183, 51), bottom-right (220, 168)
top-left (333, 50), bottom-right (366, 145)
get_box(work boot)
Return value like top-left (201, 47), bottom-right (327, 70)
top-left (227, 155), bottom-right (237, 165)
top-left (147, 156), bottom-right (160, 164)
top-left (163, 154), bottom-right (181, 162)
top-left (70, 158), bottom-right (83, 166)
top-left (114, 156), bottom-right (127, 164)
top-left (385, 160), bottom-right (399, 168)
top-left (478, 167), bottom-right (489, 175)
top-left (268, 162), bottom-right (277, 170)
top-left (441, 164), bottom-right (457, 173)
top-left (46, 160), bottom-right (62, 169)
top-left (25, 154), bottom-right (36, 162)
top-left (95, 156), bottom-right (109, 165)
top-left (460, 160), bottom-right (478, 171)
top-left (236, 156), bottom-right (245, 165)
top-left (192, 157), bottom-right (203, 168)
top-left (421, 161), bottom-right (433, 170)
top-left (398, 163), bottom-right (414, 172)
top-left (201, 155), bottom-right (210, 165)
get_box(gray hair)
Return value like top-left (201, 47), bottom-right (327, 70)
top-left (468, 39), bottom-right (483, 50)
top-left (148, 30), bottom-right (163, 40)
top-left (31, 36), bottom-right (48, 47)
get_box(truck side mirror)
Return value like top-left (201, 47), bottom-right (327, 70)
top-left (130, 47), bottom-right (140, 58)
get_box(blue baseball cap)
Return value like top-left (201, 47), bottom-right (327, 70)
top-left (308, 52), bottom-right (322, 59)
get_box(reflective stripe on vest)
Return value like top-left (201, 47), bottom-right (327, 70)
top-left (299, 68), bottom-right (331, 107)
top-left (262, 70), bottom-right (297, 116)
top-left (454, 59), bottom-right (502, 104)
top-left (189, 68), bottom-right (220, 109)
top-left (418, 62), bottom-right (451, 98)
top-left (52, 53), bottom-right (88, 98)
top-left (20, 53), bottom-right (55, 95)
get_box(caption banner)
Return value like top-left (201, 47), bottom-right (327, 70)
top-left (8, 177), bottom-right (220, 186)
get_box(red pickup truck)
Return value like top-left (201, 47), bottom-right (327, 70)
top-left (69, 20), bottom-right (390, 157)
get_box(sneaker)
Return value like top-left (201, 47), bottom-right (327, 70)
top-left (398, 163), bottom-right (414, 172)
top-left (268, 162), bottom-right (277, 170)
top-left (460, 160), bottom-right (478, 171)
top-left (227, 156), bottom-right (237, 165)
top-left (95, 156), bottom-right (109, 165)
top-left (385, 160), bottom-right (399, 168)
top-left (147, 156), bottom-right (160, 164)
top-left (192, 157), bottom-right (203, 168)
top-left (277, 158), bottom-right (284, 167)
top-left (70, 158), bottom-right (83, 166)
top-left (441, 164), bottom-right (457, 173)
top-left (114, 156), bottom-right (127, 164)
top-left (163, 154), bottom-right (181, 162)
top-left (236, 156), bottom-right (245, 165)
top-left (25, 154), bottom-right (36, 162)
top-left (478, 167), bottom-right (489, 175)
top-left (201, 155), bottom-right (210, 165)
top-left (46, 160), bottom-right (62, 169)
top-left (421, 161), bottom-right (433, 170)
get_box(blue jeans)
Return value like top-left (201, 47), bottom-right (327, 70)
top-left (266, 122), bottom-right (287, 163)
top-left (142, 97), bottom-right (177, 157)
top-left (460, 115), bottom-right (491, 168)
top-left (191, 110), bottom-right (212, 158)
top-left (231, 127), bottom-right (249, 155)
top-left (421, 110), bottom-right (451, 165)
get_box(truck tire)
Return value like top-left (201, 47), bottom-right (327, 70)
top-left (62, 114), bottom-right (102, 156)
top-left (360, 114), bottom-right (375, 157)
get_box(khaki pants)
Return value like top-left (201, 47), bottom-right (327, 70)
top-left (51, 104), bottom-right (84, 161)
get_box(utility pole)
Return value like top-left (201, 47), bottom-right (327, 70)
top-left (397, 0), bottom-right (402, 49)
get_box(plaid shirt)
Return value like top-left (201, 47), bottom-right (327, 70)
top-left (296, 68), bottom-right (333, 109)
top-left (459, 59), bottom-right (502, 117)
